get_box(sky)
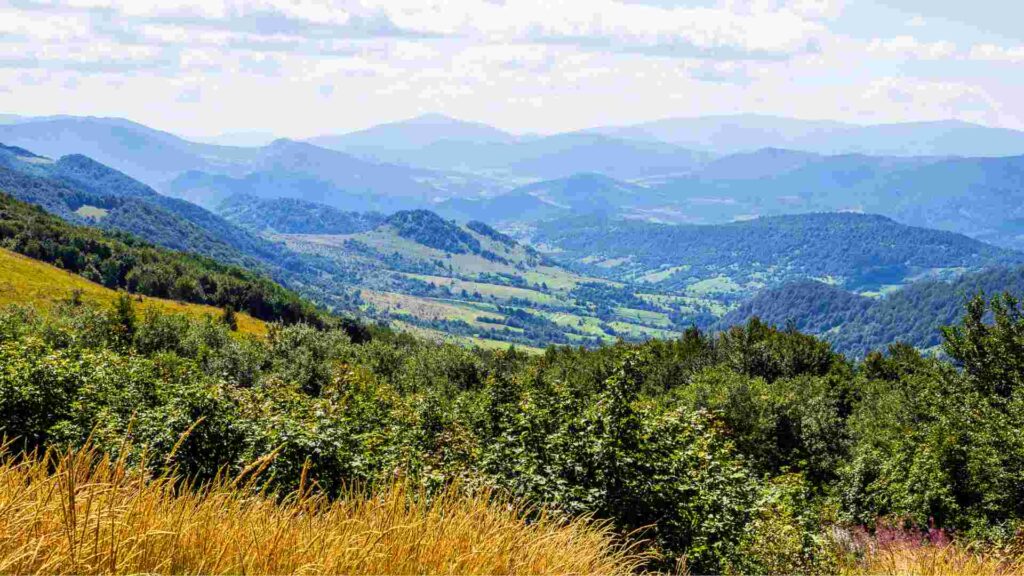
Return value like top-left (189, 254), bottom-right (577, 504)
top-left (1, 0), bottom-right (1023, 138)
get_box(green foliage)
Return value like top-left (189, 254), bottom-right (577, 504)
top-left (385, 210), bottom-right (481, 254)
top-left (0, 192), bottom-right (322, 325)
top-left (535, 213), bottom-right (1022, 293)
top-left (2, 291), bottom-right (1024, 569)
top-left (723, 268), bottom-right (1024, 357)
top-left (943, 293), bottom-right (1024, 397)
top-left (218, 194), bottom-right (384, 234)
top-left (221, 305), bottom-right (238, 331)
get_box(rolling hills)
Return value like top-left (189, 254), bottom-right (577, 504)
top-left (437, 152), bottom-right (1024, 250)
top-left (310, 116), bottom-right (709, 180)
top-left (526, 212), bottom-right (1024, 295)
top-left (645, 152), bottom-right (1024, 248)
top-left (0, 190), bottom-right (320, 326)
top-left (437, 173), bottom-right (655, 223)
top-left (0, 143), bottom-right (375, 313)
top-left (0, 117), bottom-right (499, 210)
top-left (217, 194), bottom-right (385, 235)
top-left (7, 114), bottom-right (1024, 353)
top-left (260, 209), bottom-right (704, 348)
top-left (7, 114), bottom-right (1024, 252)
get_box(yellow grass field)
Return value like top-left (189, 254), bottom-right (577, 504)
top-left (0, 247), bottom-right (267, 336)
top-left (0, 444), bottom-right (642, 575)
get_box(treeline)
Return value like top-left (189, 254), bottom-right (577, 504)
top-left (722, 267), bottom-right (1024, 357)
top-left (2, 291), bottom-right (1023, 572)
top-left (385, 210), bottom-right (482, 254)
top-left (0, 192), bottom-right (321, 325)
top-left (534, 213), bottom-right (1024, 291)
top-left (218, 194), bottom-right (385, 235)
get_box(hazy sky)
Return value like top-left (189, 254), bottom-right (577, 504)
top-left (1, 0), bottom-right (1022, 138)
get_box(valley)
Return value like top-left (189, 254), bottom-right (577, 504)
top-left (3, 113), bottom-right (1024, 354)
top-left (272, 211), bottom-right (697, 348)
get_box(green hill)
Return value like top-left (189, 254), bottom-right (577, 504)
top-left (530, 212), bottom-right (1024, 294)
top-left (0, 191), bottom-right (320, 325)
top-left (720, 267), bottom-right (1024, 357)
top-left (218, 194), bottom-right (384, 235)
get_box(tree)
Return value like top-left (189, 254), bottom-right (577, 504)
top-left (942, 292), bottom-right (1024, 397)
top-left (221, 305), bottom-right (239, 331)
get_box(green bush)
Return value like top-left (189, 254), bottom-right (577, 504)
top-left (2, 292), bottom-right (1024, 569)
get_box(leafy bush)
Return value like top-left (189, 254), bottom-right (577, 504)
top-left (2, 292), bottom-right (1024, 569)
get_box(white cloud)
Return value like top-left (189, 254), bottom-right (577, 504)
top-left (0, 9), bottom-right (91, 42)
top-left (969, 44), bottom-right (1024, 63)
top-left (0, 0), bottom-right (1022, 135)
top-left (859, 77), bottom-right (1007, 125)
top-left (867, 36), bottom-right (957, 60)
top-left (359, 0), bottom-right (827, 57)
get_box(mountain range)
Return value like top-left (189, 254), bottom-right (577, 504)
top-left (587, 115), bottom-right (1024, 157)
top-left (4, 111), bottom-right (1024, 351)
top-left (7, 112), bottom-right (1024, 249)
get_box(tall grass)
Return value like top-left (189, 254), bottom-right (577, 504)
top-left (837, 524), bottom-right (1024, 576)
top-left (0, 444), bottom-right (642, 575)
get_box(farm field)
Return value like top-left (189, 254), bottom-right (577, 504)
top-left (274, 214), bottom-right (710, 348)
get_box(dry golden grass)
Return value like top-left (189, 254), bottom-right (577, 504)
top-left (0, 444), bottom-right (642, 575)
top-left (0, 247), bottom-right (267, 336)
top-left (843, 539), bottom-right (1024, 576)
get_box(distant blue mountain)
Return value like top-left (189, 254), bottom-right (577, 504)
top-left (0, 117), bottom-right (500, 206)
top-left (437, 173), bottom-right (656, 223)
top-left (591, 114), bottom-right (851, 154)
top-left (590, 115), bottom-right (1024, 157)
top-left (645, 153), bottom-right (1024, 248)
top-left (309, 119), bottom-right (709, 179)
top-left (309, 113), bottom-right (516, 151)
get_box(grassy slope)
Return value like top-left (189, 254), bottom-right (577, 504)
top-left (0, 247), bottom-right (267, 335)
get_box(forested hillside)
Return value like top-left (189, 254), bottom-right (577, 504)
top-left (0, 192), bottom-right (320, 325)
top-left (275, 208), bottom-right (715, 348)
top-left (530, 213), bottom-right (1024, 293)
top-left (0, 144), bottom-right (283, 268)
top-left (0, 246), bottom-right (268, 335)
top-left (0, 143), bottom-right (375, 312)
top-left (218, 194), bottom-right (385, 234)
top-left (721, 266), bottom-right (1024, 357)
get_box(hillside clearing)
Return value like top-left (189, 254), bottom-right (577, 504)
top-left (0, 247), bottom-right (267, 335)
